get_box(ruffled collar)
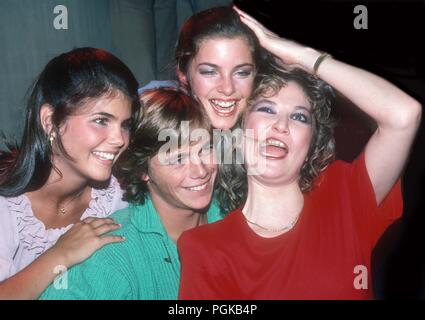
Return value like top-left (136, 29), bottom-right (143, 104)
top-left (6, 177), bottom-right (121, 256)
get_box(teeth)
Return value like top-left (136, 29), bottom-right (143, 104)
top-left (187, 182), bottom-right (208, 191)
top-left (211, 99), bottom-right (237, 108)
top-left (93, 151), bottom-right (115, 161)
top-left (264, 139), bottom-right (287, 149)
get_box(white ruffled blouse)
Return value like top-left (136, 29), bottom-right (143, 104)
top-left (0, 176), bottom-right (128, 281)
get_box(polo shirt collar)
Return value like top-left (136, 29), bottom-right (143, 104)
top-left (130, 195), bottom-right (224, 235)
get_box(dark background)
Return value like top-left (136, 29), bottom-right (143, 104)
top-left (234, 0), bottom-right (425, 298)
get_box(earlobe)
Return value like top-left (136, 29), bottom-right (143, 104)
top-left (141, 173), bottom-right (150, 182)
top-left (176, 68), bottom-right (188, 86)
top-left (40, 104), bottom-right (55, 135)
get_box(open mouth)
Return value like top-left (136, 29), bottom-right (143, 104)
top-left (209, 99), bottom-right (239, 117)
top-left (260, 138), bottom-right (288, 159)
top-left (184, 181), bottom-right (210, 192)
top-left (92, 151), bottom-right (117, 162)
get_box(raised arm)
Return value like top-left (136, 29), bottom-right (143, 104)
top-left (0, 217), bottom-right (124, 299)
top-left (235, 6), bottom-right (422, 205)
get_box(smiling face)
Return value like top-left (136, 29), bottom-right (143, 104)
top-left (52, 91), bottom-right (132, 183)
top-left (145, 139), bottom-right (217, 212)
top-left (183, 37), bottom-right (255, 129)
top-left (244, 81), bottom-right (314, 186)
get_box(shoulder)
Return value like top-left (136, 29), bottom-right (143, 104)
top-left (207, 196), bottom-right (226, 223)
top-left (40, 250), bottom-right (133, 299)
top-left (108, 205), bottom-right (134, 227)
top-left (0, 195), bottom-right (20, 241)
top-left (0, 195), bottom-right (20, 281)
top-left (313, 153), bottom-right (367, 191)
top-left (86, 176), bottom-right (128, 218)
top-left (178, 210), bottom-right (240, 249)
top-left (0, 195), bottom-right (12, 215)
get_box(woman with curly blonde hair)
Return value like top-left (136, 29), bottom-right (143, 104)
top-left (177, 7), bottom-right (422, 299)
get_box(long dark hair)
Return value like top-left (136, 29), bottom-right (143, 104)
top-left (175, 6), bottom-right (276, 93)
top-left (0, 47), bottom-right (140, 197)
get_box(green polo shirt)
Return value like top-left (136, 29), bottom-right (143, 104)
top-left (40, 196), bottom-right (224, 300)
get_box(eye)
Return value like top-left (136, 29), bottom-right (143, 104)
top-left (167, 155), bottom-right (180, 165)
top-left (199, 144), bottom-right (213, 156)
top-left (291, 112), bottom-right (311, 124)
top-left (235, 69), bottom-right (253, 78)
top-left (169, 153), bottom-right (189, 165)
top-left (93, 117), bottom-right (109, 126)
top-left (256, 106), bottom-right (276, 114)
top-left (199, 69), bottom-right (217, 76)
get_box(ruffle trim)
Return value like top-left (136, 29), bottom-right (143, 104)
top-left (6, 177), bottom-right (121, 256)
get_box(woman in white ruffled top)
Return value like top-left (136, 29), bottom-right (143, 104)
top-left (0, 47), bottom-right (140, 299)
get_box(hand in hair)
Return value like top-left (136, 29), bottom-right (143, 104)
top-left (235, 5), bottom-right (421, 206)
top-left (234, 6), bottom-right (319, 72)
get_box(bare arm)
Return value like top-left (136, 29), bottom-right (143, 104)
top-left (0, 217), bottom-right (124, 299)
top-left (235, 6), bottom-right (422, 205)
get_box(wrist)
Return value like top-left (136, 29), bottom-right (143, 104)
top-left (46, 245), bottom-right (72, 269)
top-left (298, 47), bottom-right (322, 73)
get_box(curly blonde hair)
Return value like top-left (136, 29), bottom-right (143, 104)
top-left (217, 67), bottom-right (336, 212)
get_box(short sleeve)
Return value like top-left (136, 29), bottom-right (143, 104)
top-left (0, 197), bottom-right (19, 282)
top-left (326, 151), bottom-right (403, 249)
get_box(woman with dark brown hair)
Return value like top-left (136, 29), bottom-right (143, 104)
top-left (0, 47), bottom-right (140, 299)
top-left (143, 6), bottom-right (277, 130)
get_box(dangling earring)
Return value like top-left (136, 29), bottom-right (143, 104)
top-left (49, 134), bottom-right (55, 146)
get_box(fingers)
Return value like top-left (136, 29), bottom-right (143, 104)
top-left (82, 217), bottom-right (115, 228)
top-left (233, 5), bottom-right (255, 21)
top-left (94, 222), bottom-right (122, 237)
top-left (99, 235), bottom-right (126, 247)
top-left (82, 217), bottom-right (96, 224)
top-left (234, 6), bottom-right (279, 42)
top-left (233, 6), bottom-right (264, 29)
top-left (80, 217), bottom-right (121, 237)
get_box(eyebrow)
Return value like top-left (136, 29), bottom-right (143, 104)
top-left (197, 63), bottom-right (255, 69)
top-left (295, 106), bottom-right (312, 113)
top-left (252, 100), bottom-right (312, 113)
top-left (251, 99), bottom-right (276, 109)
top-left (91, 112), bottom-right (116, 119)
top-left (91, 112), bottom-right (132, 121)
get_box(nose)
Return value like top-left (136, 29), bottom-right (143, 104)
top-left (272, 116), bottom-right (290, 135)
top-left (109, 125), bottom-right (127, 148)
top-left (189, 159), bottom-right (209, 180)
top-left (217, 74), bottom-right (235, 96)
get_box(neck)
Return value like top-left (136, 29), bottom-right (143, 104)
top-left (26, 166), bottom-right (90, 210)
top-left (149, 192), bottom-right (207, 243)
top-left (243, 177), bottom-right (304, 229)
top-left (25, 168), bottom-right (91, 227)
top-left (40, 169), bottom-right (89, 203)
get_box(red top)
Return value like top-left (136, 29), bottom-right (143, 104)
top-left (178, 152), bottom-right (403, 300)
